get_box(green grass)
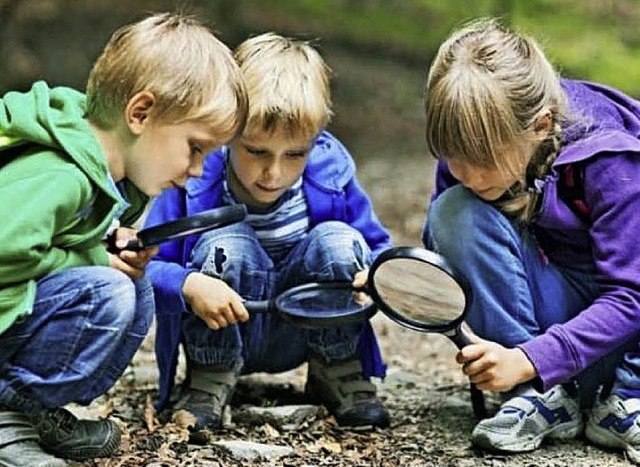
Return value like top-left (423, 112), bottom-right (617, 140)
top-left (239, 0), bottom-right (640, 96)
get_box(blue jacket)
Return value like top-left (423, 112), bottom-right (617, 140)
top-left (432, 79), bottom-right (640, 390)
top-left (146, 131), bottom-right (392, 409)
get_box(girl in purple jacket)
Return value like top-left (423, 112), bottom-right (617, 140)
top-left (423, 18), bottom-right (640, 462)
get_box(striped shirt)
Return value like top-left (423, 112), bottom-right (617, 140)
top-left (222, 167), bottom-right (310, 262)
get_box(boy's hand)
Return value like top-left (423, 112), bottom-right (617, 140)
top-left (182, 272), bottom-right (250, 330)
top-left (456, 334), bottom-right (537, 392)
top-left (352, 269), bottom-right (371, 305)
top-left (107, 227), bottom-right (158, 279)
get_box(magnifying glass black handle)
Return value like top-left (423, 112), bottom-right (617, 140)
top-left (106, 233), bottom-right (144, 253)
top-left (447, 325), bottom-right (488, 420)
top-left (243, 300), bottom-right (276, 314)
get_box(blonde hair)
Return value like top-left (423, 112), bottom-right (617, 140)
top-left (234, 32), bottom-right (332, 137)
top-left (86, 12), bottom-right (248, 142)
top-left (425, 18), bottom-right (566, 222)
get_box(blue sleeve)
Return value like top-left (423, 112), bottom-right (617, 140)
top-left (343, 176), bottom-right (393, 260)
top-left (145, 188), bottom-right (195, 316)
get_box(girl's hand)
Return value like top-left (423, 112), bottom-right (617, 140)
top-left (456, 333), bottom-right (537, 392)
top-left (107, 227), bottom-right (158, 279)
top-left (352, 269), bottom-right (371, 304)
top-left (182, 272), bottom-right (250, 330)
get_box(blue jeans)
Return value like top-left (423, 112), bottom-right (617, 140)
top-left (424, 185), bottom-right (640, 400)
top-left (0, 266), bottom-right (154, 416)
top-left (183, 221), bottom-right (370, 374)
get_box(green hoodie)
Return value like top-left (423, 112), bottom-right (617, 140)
top-left (0, 81), bottom-right (148, 334)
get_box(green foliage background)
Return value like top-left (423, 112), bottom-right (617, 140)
top-left (222, 0), bottom-right (640, 96)
top-left (1, 0), bottom-right (639, 163)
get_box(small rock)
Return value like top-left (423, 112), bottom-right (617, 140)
top-left (212, 440), bottom-right (294, 461)
top-left (234, 404), bottom-right (320, 430)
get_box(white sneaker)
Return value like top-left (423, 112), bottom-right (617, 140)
top-left (471, 384), bottom-right (584, 452)
top-left (586, 393), bottom-right (640, 464)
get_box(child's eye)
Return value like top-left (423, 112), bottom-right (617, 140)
top-left (287, 151), bottom-right (307, 159)
top-left (246, 146), bottom-right (266, 156)
top-left (190, 143), bottom-right (203, 156)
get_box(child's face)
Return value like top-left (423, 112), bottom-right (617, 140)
top-left (227, 127), bottom-right (313, 209)
top-left (446, 138), bottom-right (539, 201)
top-left (126, 120), bottom-right (224, 196)
top-left (446, 158), bottom-right (516, 201)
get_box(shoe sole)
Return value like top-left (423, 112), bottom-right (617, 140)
top-left (473, 421), bottom-right (583, 453)
top-left (585, 420), bottom-right (640, 464)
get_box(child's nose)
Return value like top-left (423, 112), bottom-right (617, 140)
top-left (264, 161), bottom-right (281, 179)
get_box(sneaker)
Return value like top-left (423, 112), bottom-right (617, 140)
top-left (34, 408), bottom-right (120, 461)
top-left (305, 354), bottom-right (390, 429)
top-left (585, 393), bottom-right (640, 464)
top-left (174, 368), bottom-right (236, 431)
top-left (471, 384), bottom-right (583, 452)
top-left (0, 410), bottom-right (68, 467)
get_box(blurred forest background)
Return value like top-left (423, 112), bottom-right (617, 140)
top-left (2, 0), bottom-right (640, 242)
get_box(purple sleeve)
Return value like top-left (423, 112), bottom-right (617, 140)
top-left (521, 151), bottom-right (640, 390)
top-left (432, 159), bottom-right (459, 201)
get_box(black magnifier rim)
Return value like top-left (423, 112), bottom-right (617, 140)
top-left (138, 204), bottom-right (248, 247)
top-left (368, 246), bottom-right (472, 333)
top-left (274, 281), bottom-right (378, 330)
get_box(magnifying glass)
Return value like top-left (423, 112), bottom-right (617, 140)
top-left (243, 282), bottom-right (376, 330)
top-left (107, 204), bottom-right (248, 253)
top-left (368, 246), bottom-right (487, 420)
top-left (241, 245), bottom-right (486, 419)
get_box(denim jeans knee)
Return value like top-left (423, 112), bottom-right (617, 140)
top-left (280, 221), bottom-right (370, 287)
top-left (0, 266), bottom-right (154, 413)
top-left (424, 185), bottom-right (594, 347)
top-left (190, 223), bottom-right (273, 296)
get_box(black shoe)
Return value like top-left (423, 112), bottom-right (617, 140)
top-left (306, 355), bottom-right (390, 429)
top-left (0, 410), bottom-right (68, 467)
top-left (34, 408), bottom-right (120, 461)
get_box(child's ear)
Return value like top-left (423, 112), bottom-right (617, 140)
top-left (125, 91), bottom-right (155, 134)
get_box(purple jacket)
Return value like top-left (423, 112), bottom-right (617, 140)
top-left (433, 79), bottom-right (640, 391)
top-left (146, 131), bottom-right (392, 409)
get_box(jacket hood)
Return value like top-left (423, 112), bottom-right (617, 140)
top-left (0, 81), bottom-right (110, 191)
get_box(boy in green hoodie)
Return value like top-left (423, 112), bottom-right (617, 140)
top-left (0, 12), bottom-right (247, 466)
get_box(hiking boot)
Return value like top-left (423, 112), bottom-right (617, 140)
top-left (305, 354), bottom-right (389, 429)
top-left (471, 384), bottom-right (583, 452)
top-left (34, 408), bottom-right (120, 461)
top-left (174, 367), bottom-right (236, 431)
top-left (585, 393), bottom-right (640, 464)
top-left (0, 410), bottom-right (68, 467)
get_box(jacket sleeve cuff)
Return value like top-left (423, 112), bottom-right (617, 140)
top-left (518, 325), bottom-right (579, 392)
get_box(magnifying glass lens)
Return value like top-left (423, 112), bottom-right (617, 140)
top-left (371, 253), bottom-right (467, 329)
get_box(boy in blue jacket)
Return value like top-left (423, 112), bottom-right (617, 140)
top-left (146, 32), bottom-right (392, 432)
